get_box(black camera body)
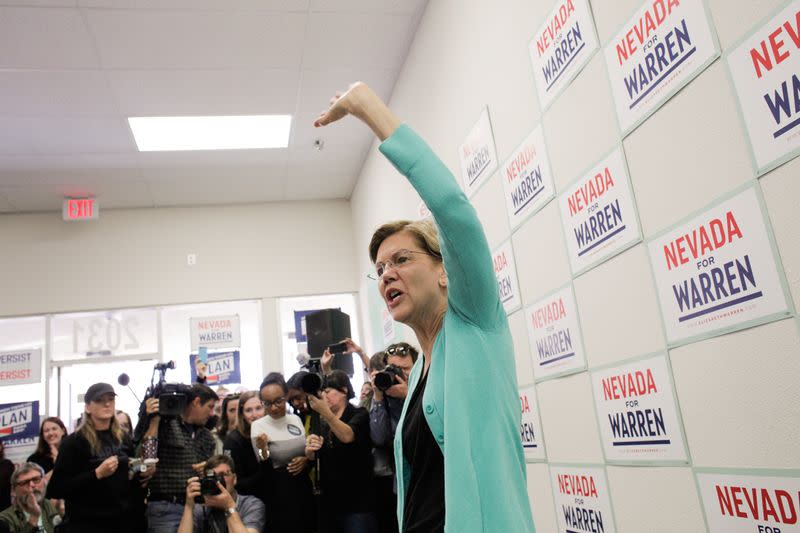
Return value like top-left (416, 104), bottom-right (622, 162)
top-left (157, 383), bottom-right (192, 417)
top-left (200, 469), bottom-right (224, 497)
top-left (374, 364), bottom-right (404, 391)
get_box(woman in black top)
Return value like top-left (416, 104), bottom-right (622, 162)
top-left (0, 441), bottom-right (14, 511)
top-left (222, 390), bottom-right (266, 502)
top-left (27, 417), bottom-right (66, 478)
top-left (47, 383), bottom-right (148, 533)
top-left (306, 370), bottom-right (377, 533)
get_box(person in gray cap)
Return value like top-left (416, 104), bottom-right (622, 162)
top-left (47, 382), bottom-right (153, 533)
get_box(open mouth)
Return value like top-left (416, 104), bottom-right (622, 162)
top-left (385, 288), bottom-right (403, 306)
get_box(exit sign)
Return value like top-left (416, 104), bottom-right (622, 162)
top-left (62, 198), bottom-right (98, 221)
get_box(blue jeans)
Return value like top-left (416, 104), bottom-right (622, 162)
top-left (146, 500), bottom-right (184, 533)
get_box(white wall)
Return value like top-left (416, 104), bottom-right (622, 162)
top-left (0, 199), bottom-right (358, 317)
top-left (350, 0), bottom-right (800, 531)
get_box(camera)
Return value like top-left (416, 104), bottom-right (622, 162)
top-left (157, 382), bottom-right (192, 416)
top-left (327, 342), bottom-right (348, 354)
top-left (200, 469), bottom-right (224, 497)
top-left (374, 364), bottom-right (405, 391)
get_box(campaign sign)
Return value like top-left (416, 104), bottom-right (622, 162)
top-left (550, 465), bottom-right (617, 533)
top-left (492, 240), bottom-right (522, 314)
top-left (458, 108), bottom-right (498, 197)
top-left (591, 354), bottom-right (688, 463)
top-left (726, 1), bottom-right (800, 175)
top-left (190, 315), bottom-right (240, 351)
top-left (519, 385), bottom-right (545, 461)
top-left (501, 125), bottom-right (556, 230)
top-left (529, 0), bottom-right (600, 109)
top-left (559, 146), bottom-right (642, 275)
top-left (604, 0), bottom-right (720, 135)
top-left (190, 350), bottom-right (241, 386)
top-left (381, 308), bottom-right (395, 344)
top-left (0, 348), bottom-right (41, 386)
top-left (0, 401), bottom-right (39, 467)
top-left (696, 471), bottom-right (800, 532)
top-left (647, 186), bottom-right (790, 345)
top-left (525, 285), bottom-right (587, 380)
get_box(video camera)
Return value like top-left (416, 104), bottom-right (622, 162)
top-left (132, 360), bottom-right (193, 445)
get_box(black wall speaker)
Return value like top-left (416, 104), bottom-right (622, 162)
top-left (305, 308), bottom-right (354, 376)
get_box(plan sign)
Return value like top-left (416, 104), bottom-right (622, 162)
top-left (591, 354), bottom-right (688, 463)
top-left (525, 285), bottom-right (587, 380)
top-left (726, 1), bottom-right (800, 175)
top-left (550, 465), bottom-right (616, 533)
top-left (190, 315), bottom-right (241, 351)
top-left (559, 146), bottom-right (642, 274)
top-left (529, 0), bottom-right (600, 109)
top-left (647, 186), bottom-right (790, 345)
top-left (696, 471), bottom-right (800, 532)
top-left (519, 385), bottom-right (545, 461)
top-left (458, 108), bottom-right (498, 197)
top-left (605, 0), bottom-right (720, 134)
top-left (501, 125), bottom-right (555, 230)
top-left (492, 240), bottom-right (522, 314)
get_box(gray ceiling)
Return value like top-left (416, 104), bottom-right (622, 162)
top-left (0, 0), bottom-right (428, 213)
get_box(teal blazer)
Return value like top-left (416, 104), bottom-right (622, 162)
top-left (380, 125), bottom-right (536, 533)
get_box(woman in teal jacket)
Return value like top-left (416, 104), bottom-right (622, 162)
top-left (315, 83), bottom-right (536, 533)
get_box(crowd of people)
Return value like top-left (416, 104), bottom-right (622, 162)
top-left (0, 337), bottom-right (416, 533)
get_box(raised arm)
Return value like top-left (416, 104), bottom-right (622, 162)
top-left (315, 83), bottom-right (502, 328)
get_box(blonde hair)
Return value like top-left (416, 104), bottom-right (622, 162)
top-left (368, 219), bottom-right (442, 264)
top-left (78, 411), bottom-right (124, 455)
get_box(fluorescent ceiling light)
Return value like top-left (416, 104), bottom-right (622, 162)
top-left (128, 115), bottom-right (292, 151)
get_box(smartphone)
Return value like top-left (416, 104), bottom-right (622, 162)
top-left (327, 342), bottom-right (348, 354)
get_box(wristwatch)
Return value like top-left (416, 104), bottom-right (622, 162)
top-left (224, 506), bottom-right (237, 518)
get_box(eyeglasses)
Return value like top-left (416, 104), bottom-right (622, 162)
top-left (262, 398), bottom-right (286, 409)
top-left (368, 249), bottom-right (437, 280)
top-left (14, 475), bottom-right (43, 487)
top-left (386, 344), bottom-right (409, 356)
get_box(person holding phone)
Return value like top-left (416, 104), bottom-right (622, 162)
top-left (313, 83), bottom-right (535, 533)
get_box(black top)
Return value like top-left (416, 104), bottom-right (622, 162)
top-left (222, 429), bottom-right (267, 503)
top-left (402, 370), bottom-right (445, 533)
top-left (0, 459), bottom-right (13, 511)
top-left (317, 403), bottom-right (373, 514)
top-left (26, 451), bottom-right (55, 473)
top-left (148, 417), bottom-right (216, 497)
top-left (47, 428), bottom-right (140, 529)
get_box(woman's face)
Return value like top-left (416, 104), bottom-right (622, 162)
top-left (260, 384), bottom-right (287, 420)
top-left (226, 399), bottom-right (239, 427)
top-left (42, 421), bottom-right (64, 446)
top-left (323, 388), bottom-right (347, 412)
top-left (85, 393), bottom-right (116, 425)
top-left (375, 230), bottom-right (445, 325)
top-left (241, 396), bottom-right (265, 425)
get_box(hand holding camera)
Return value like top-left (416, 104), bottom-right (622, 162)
top-left (307, 394), bottom-right (334, 422)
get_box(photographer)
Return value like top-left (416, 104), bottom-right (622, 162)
top-left (143, 383), bottom-right (219, 533)
top-left (177, 454), bottom-right (264, 533)
top-left (0, 462), bottom-right (60, 533)
top-left (305, 370), bottom-right (376, 533)
top-left (47, 383), bottom-right (153, 533)
top-left (369, 343), bottom-right (417, 533)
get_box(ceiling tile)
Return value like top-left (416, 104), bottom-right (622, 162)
top-left (79, 0), bottom-right (307, 10)
top-left (303, 12), bottom-right (413, 69)
top-left (0, 154), bottom-right (140, 176)
top-left (284, 146), bottom-right (361, 199)
top-left (86, 9), bottom-right (307, 69)
top-left (136, 148), bottom-right (287, 169)
top-left (310, 0), bottom-right (426, 15)
top-left (1, 116), bottom-right (136, 155)
top-left (0, 7), bottom-right (99, 68)
top-left (0, 0), bottom-right (76, 6)
top-left (108, 68), bottom-right (299, 116)
top-left (289, 110), bottom-right (373, 155)
top-left (147, 171), bottom-right (286, 206)
top-left (295, 68), bottom-right (396, 115)
top-left (0, 70), bottom-right (117, 116)
top-left (0, 191), bottom-right (14, 212)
